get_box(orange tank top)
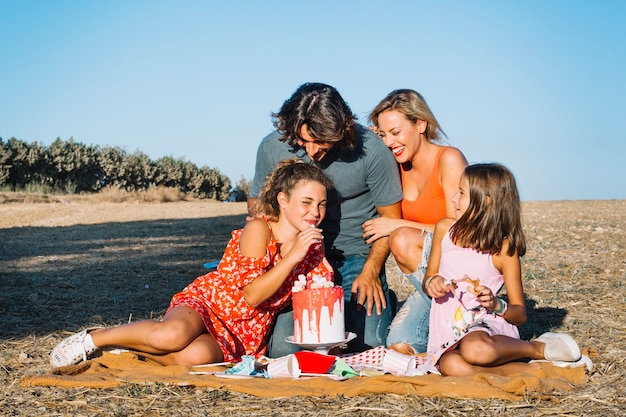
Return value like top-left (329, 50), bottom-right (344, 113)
top-left (401, 146), bottom-right (448, 225)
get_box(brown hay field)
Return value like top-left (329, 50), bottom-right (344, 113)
top-left (1, 193), bottom-right (625, 416)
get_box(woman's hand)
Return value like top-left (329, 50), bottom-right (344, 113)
top-left (362, 217), bottom-right (401, 244)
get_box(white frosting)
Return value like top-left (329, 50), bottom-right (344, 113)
top-left (293, 286), bottom-right (345, 344)
top-left (292, 274), bottom-right (334, 292)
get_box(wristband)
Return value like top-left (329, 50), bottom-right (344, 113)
top-left (424, 275), bottom-right (436, 289)
top-left (494, 298), bottom-right (508, 316)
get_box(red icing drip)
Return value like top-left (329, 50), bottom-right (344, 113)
top-left (293, 286), bottom-right (344, 343)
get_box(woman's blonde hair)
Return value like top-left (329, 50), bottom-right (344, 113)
top-left (369, 89), bottom-right (446, 142)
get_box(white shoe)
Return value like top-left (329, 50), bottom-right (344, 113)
top-left (530, 354), bottom-right (593, 372)
top-left (535, 332), bottom-right (581, 362)
top-left (50, 328), bottom-right (101, 367)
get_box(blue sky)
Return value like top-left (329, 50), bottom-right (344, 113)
top-left (1, 0), bottom-right (624, 201)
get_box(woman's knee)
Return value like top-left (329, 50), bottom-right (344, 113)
top-left (389, 228), bottom-right (423, 266)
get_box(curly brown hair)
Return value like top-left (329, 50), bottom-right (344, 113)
top-left (253, 158), bottom-right (334, 221)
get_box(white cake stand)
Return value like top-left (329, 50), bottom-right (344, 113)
top-left (285, 332), bottom-right (357, 355)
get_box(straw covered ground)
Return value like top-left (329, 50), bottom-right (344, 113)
top-left (1, 193), bottom-right (625, 416)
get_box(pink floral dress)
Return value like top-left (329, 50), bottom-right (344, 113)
top-left (426, 231), bottom-right (520, 368)
top-left (168, 220), bottom-right (332, 362)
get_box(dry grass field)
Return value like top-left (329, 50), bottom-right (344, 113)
top-left (1, 193), bottom-right (625, 416)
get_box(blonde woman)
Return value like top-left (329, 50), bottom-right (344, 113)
top-left (364, 89), bottom-right (468, 354)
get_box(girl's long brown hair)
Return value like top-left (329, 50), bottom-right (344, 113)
top-left (450, 163), bottom-right (526, 257)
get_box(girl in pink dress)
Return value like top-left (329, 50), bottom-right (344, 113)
top-left (50, 159), bottom-right (334, 367)
top-left (423, 164), bottom-right (583, 376)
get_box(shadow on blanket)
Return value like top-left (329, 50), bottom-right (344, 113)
top-left (21, 351), bottom-right (589, 401)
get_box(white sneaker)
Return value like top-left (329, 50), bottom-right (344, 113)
top-left (50, 328), bottom-right (101, 367)
top-left (530, 354), bottom-right (593, 372)
top-left (535, 332), bottom-right (581, 362)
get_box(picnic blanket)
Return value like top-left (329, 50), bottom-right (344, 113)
top-left (21, 348), bottom-right (591, 401)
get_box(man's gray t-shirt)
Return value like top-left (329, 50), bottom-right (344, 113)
top-left (250, 125), bottom-right (403, 259)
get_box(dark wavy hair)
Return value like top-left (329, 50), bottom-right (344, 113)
top-left (254, 158), bottom-right (334, 221)
top-left (272, 82), bottom-right (357, 149)
top-left (450, 163), bottom-right (526, 257)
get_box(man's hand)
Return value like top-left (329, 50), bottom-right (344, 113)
top-left (352, 202), bottom-right (401, 315)
top-left (246, 197), bottom-right (264, 222)
top-left (350, 265), bottom-right (386, 316)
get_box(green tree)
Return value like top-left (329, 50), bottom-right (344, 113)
top-left (153, 155), bottom-right (185, 189)
top-left (230, 176), bottom-right (251, 202)
top-left (188, 166), bottom-right (231, 200)
top-left (48, 138), bottom-right (102, 192)
top-left (0, 137), bottom-right (233, 199)
top-left (3, 137), bottom-right (50, 190)
top-left (0, 137), bottom-right (11, 185)
top-left (98, 145), bottom-right (127, 188)
top-left (117, 151), bottom-right (155, 191)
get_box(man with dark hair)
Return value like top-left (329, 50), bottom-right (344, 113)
top-left (248, 82), bottom-right (403, 354)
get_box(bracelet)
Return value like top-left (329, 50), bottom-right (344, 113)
top-left (494, 297), bottom-right (508, 316)
top-left (424, 275), bottom-right (436, 288)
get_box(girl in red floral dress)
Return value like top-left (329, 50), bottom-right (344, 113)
top-left (51, 159), bottom-right (334, 367)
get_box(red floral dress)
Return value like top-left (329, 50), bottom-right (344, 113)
top-left (168, 220), bottom-right (332, 362)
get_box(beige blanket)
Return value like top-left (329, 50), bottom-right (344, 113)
top-left (21, 351), bottom-right (589, 401)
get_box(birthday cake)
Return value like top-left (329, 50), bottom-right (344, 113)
top-left (292, 273), bottom-right (345, 344)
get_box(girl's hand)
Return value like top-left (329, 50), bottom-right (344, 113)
top-left (470, 285), bottom-right (499, 311)
top-left (288, 226), bottom-right (324, 261)
top-left (425, 275), bottom-right (451, 298)
top-left (361, 217), bottom-right (398, 244)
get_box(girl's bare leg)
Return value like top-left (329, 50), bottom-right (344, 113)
top-left (439, 350), bottom-right (541, 376)
top-left (138, 333), bottom-right (224, 366)
top-left (88, 306), bottom-right (224, 365)
top-left (459, 332), bottom-right (544, 365)
top-left (439, 332), bottom-right (546, 377)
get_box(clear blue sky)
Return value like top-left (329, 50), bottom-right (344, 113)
top-left (1, 0), bottom-right (624, 201)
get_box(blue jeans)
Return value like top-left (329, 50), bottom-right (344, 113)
top-left (385, 273), bottom-right (431, 353)
top-left (266, 253), bottom-right (394, 358)
top-left (385, 232), bottom-right (433, 353)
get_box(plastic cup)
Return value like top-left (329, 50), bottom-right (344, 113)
top-left (382, 350), bottom-right (417, 375)
top-left (266, 354), bottom-right (301, 379)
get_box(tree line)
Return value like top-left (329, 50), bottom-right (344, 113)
top-left (0, 137), bottom-right (250, 201)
